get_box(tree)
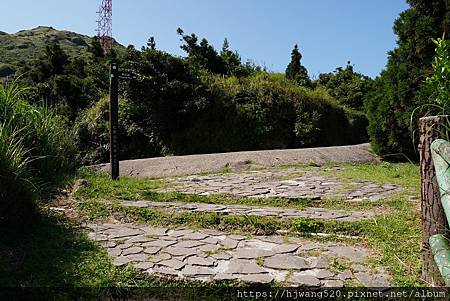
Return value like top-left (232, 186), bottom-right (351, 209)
top-left (317, 62), bottom-right (373, 111)
top-left (177, 28), bottom-right (226, 74)
top-left (365, 0), bottom-right (450, 160)
top-left (28, 44), bottom-right (69, 82)
top-left (220, 38), bottom-right (241, 76)
top-left (88, 37), bottom-right (105, 59)
top-left (147, 37), bottom-right (156, 50)
top-left (46, 44), bottom-right (69, 75)
top-left (286, 44), bottom-right (311, 87)
top-left (25, 43), bottom-right (107, 119)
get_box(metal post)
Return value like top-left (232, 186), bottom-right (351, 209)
top-left (109, 63), bottom-right (119, 180)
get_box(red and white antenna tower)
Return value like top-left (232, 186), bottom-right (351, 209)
top-left (96, 0), bottom-right (113, 54)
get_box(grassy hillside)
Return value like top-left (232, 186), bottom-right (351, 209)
top-left (0, 26), bottom-right (122, 77)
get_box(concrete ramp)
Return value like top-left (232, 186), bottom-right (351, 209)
top-left (93, 143), bottom-right (379, 178)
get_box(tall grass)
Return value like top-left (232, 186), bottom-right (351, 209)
top-left (0, 81), bottom-right (76, 224)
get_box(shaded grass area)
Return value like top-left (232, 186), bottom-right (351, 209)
top-left (77, 194), bottom-right (422, 286)
top-left (0, 209), bottom-right (250, 300)
top-left (0, 209), bottom-right (146, 288)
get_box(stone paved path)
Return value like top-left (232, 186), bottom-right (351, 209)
top-left (117, 200), bottom-right (375, 221)
top-left (85, 157), bottom-right (404, 286)
top-left (160, 167), bottom-right (401, 202)
top-left (86, 223), bottom-right (391, 287)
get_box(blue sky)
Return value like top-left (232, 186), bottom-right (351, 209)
top-left (2, 0), bottom-right (408, 78)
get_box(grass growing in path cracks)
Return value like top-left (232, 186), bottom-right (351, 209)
top-left (78, 199), bottom-right (291, 235)
top-left (73, 162), bottom-right (422, 286)
top-left (76, 193), bottom-right (422, 286)
top-left (75, 168), bottom-right (397, 212)
top-left (79, 199), bottom-right (382, 238)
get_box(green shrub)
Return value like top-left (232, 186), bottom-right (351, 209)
top-left (0, 122), bottom-right (35, 223)
top-left (209, 73), bottom-right (367, 149)
top-left (76, 47), bottom-right (368, 163)
top-left (0, 81), bottom-right (76, 224)
top-left (292, 218), bottom-right (324, 233)
top-left (74, 97), bottom-right (163, 165)
top-left (76, 60), bottom-right (368, 163)
top-left (425, 36), bottom-right (450, 112)
top-left (317, 63), bottom-right (373, 111)
top-left (163, 71), bottom-right (367, 155)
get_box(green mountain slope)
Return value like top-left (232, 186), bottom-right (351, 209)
top-left (0, 26), bottom-right (122, 77)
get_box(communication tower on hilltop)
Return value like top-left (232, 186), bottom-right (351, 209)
top-left (96, 0), bottom-right (113, 54)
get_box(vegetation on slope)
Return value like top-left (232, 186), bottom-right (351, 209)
top-left (0, 82), bottom-right (76, 225)
top-left (0, 26), bottom-right (124, 77)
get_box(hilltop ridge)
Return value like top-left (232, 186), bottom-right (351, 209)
top-left (0, 26), bottom-right (122, 77)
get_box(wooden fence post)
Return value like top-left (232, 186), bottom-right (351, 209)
top-left (419, 116), bottom-right (448, 286)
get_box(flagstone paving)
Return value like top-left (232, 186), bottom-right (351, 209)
top-left (115, 200), bottom-right (376, 221)
top-left (159, 167), bottom-right (401, 202)
top-left (81, 163), bottom-right (406, 286)
top-left (86, 223), bottom-right (391, 287)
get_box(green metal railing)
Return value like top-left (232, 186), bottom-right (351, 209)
top-left (430, 139), bottom-right (450, 285)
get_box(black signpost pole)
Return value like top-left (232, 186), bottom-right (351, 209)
top-left (109, 63), bottom-right (119, 180)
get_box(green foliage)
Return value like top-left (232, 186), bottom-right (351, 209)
top-left (426, 36), bottom-right (450, 110)
top-left (177, 28), bottom-right (227, 75)
top-left (41, 44), bottom-right (70, 76)
top-left (5, 26), bottom-right (368, 165)
top-left (98, 46), bottom-right (368, 161)
top-left (0, 122), bottom-right (35, 225)
top-left (177, 28), bottom-right (257, 77)
top-left (227, 73), bottom-right (366, 148)
top-left (292, 218), bottom-right (323, 233)
top-left (0, 81), bottom-right (76, 224)
top-left (317, 62), bottom-right (373, 111)
top-left (74, 97), bottom-right (110, 164)
top-left (365, 0), bottom-right (450, 160)
top-left (75, 96), bottom-right (163, 165)
top-left (285, 44), bottom-right (312, 87)
top-left (23, 43), bottom-right (110, 119)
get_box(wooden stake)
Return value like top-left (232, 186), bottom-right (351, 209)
top-left (419, 116), bottom-right (448, 286)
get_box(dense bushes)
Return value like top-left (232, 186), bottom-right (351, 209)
top-left (21, 43), bottom-right (110, 120)
top-left (198, 73), bottom-right (367, 152)
top-left (75, 97), bottom-right (164, 164)
top-left (12, 31), bottom-right (370, 166)
top-left (75, 49), bottom-right (368, 164)
top-left (0, 82), bottom-right (76, 224)
top-left (317, 63), bottom-right (373, 111)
